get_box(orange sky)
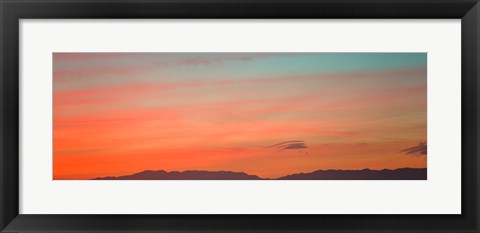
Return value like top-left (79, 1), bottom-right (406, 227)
top-left (53, 53), bottom-right (427, 180)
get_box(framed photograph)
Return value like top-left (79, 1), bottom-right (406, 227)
top-left (1, 0), bottom-right (478, 232)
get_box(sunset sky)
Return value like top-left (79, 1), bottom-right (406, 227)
top-left (53, 53), bottom-right (427, 180)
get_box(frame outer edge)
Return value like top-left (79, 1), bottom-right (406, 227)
top-left (1, 0), bottom-right (480, 233)
top-left (0, 0), bottom-right (6, 231)
top-left (0, 0), bottom-right (3, 231)
top-left (477, 3), bottom-right (480, 233)
top-left (0, 0), bottom-right (20, 232)
top-left (475, 2), bottom-right (479, 229)
top-left (461, 1), bottom-right (480, 232)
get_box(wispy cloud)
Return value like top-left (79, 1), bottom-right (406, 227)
top-left (284, 143), bottom-right (307, 149)
top-left (53, 53), bottom-right (276, 81)
top-left (401, 142), bottom-right (427, 156)
top-left (54, 147), bottom-right (110, 155)
top-left (268, 140), bottom-right (308, 151)
top-left (54, 53), bottom-right (130, 61)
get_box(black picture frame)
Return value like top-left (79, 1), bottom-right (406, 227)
top-left (1, 0), bottom-right (479, 232)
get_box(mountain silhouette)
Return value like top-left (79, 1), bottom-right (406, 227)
top-left (277, 168), bottom-right (426, 180)
top-left (92, 168), bottom-right (426, 180)
top-left (92, 170), bottom-right (262, 180)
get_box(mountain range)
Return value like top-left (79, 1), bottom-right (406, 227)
top-left (92, 168), bottom-right (427, 180)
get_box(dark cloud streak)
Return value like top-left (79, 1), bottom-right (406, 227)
top-left (401, 142), bottom-right (427, 156)
top-left (284, 143), bottom-right (308, 149)
top-left (268, 140), bottom-right (308, 151)
top-left (267, 140), bottom-right (304, 148)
